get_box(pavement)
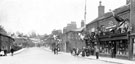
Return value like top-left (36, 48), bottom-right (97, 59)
top-left (85, 55), bottom-right (135, 64)
top-left (7, 48), bottom-right (26, 56)
top-left (60, 52), bottom-right (135, 64)
top-left (43, 47), bottom-right (135, 64)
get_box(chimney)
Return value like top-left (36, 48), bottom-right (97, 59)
top-left (98, 1), bottom-right (105, 17)
top-left (81, 20), bottom-right (85, 27)
top-left (126, 0), bottom-right (130, 4)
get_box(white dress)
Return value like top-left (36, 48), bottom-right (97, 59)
top-left (0, 51), bottom-right (4, 55)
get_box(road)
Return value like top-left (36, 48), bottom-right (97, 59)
top-left (0, 47), bottom-right (118, 64)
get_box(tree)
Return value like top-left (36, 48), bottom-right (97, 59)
top-left (0, 25), bottom-right (7, 35)
top-left (39, 34), bottom-right (49, 40)
top-left (16, 31), bottom-right (24, 37)
top-left (29, 31), bottom-right (37, 38)
top-left (52, 29), bottom-right (62, 36)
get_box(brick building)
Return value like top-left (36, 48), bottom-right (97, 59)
top-left (63, 21), bottom-right (77, 33)
top-left (62, 27), bottom-right (85, 52)
top-left (86, 2), bottom-right (135, 60)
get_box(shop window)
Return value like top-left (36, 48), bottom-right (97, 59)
top-left (117, 40), bottom-right (128, 56)
top-left (99, 41), bottom-right (111, 54)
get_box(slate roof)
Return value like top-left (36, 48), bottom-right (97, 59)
top-left (0, 33), bottom-right (14, 41)
top-left (87, 4), bottom-right (130, 26)
top-left (70, 26), bottom-right (85, 32)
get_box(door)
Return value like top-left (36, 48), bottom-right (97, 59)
top-left (66, 41), bottom-right (71, 52)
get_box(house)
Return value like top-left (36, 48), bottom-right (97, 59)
top-left (86, 4), bottom-right (135, 60)
top-left (61, 27), bottom-right (85, 52)
top-left (0, 33), bottom-right (14, 52)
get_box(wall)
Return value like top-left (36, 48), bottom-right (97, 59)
top-left (0, 34), bottom-right (14, 52)
top-left (86, 22), bottom-right (98, 33)
top-left (63, 31), bottom-right (85, 52)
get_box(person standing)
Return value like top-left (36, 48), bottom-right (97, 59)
top-left (0, 48), bottom-right (1, 56)
top-left (76, 48), bottom-right (79, 56)
top-left (54, 46), bottom-right (58, 54)
top-left (0, 48), bottom-right (1, 52)
top-left (71, 48), bottom-right (76, 56)
top-left (111, 47), bottom-right (116, 58)
top-left (3, 47), bottom-right (8, 56)
top-left (82, 47), bottom-right (86, 57)
top-left (95, 46), bottom-right (99, 59)
top-left (111, 47), bottom-right (114, 58)
top-left (4, 49), bottom-right (7, 56)
top-left (91, 47), bottom-right (94, 55)
top-left (1, 47), bottom-right (4, 56)
top-left (11, 48), bottom-right (14, 56)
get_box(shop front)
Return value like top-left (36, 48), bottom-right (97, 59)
top-left (99, 36), bottom-right (129, 59)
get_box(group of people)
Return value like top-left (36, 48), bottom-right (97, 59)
top-left (51, 43), bottom-right (60, 55)
top-left (70, 45), bottom-right (119, 59)
top-left (53, 46), bottom-right (60, 54)
top-left (0, 48), bottom-right (7, 56)
top-left (81, 46), bottom-right (95, 57)
top-left (0, 47), bottom-right (15, 56)
top-left (70, 46), bottom-right (100, 59)
top-left (71, 48), bottom-right (81, 56)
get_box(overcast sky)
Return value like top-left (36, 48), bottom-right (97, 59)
top-left (0, 0), bottom-right (126, 35)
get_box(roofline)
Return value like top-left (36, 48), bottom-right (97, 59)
top-left (0, 33), bottom-right (15, 41)
top-left (63, 27), bottom-right (85, 35)
top-left (86, 4), bottom-right (130, 27)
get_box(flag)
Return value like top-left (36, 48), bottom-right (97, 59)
top-left (112, 11), bottom-right (124, 22)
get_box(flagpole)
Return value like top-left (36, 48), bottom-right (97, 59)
top-left (84, 0), bottom-right (87, 27)
top-left (83, 0), bottom-right (87, 34)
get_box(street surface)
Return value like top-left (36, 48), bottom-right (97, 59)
top-left (0, 47), bottom-right (120, 64)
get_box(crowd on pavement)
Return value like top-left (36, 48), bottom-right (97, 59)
top-left (51, 47), bottom-right (134, 64)
top-left (70, 45), bottom-right (100, 59)
top-left (40, 47), bottom-right (135, 64)
top-left (66, 45), bottom-right (135, 64)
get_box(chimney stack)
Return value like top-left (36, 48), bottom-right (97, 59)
top-left (126, 0), bottom-right (130, 5)
top-left (98, 1), bottom-right (105, 17)
top-left (81, 20), bottom-right (85, 27)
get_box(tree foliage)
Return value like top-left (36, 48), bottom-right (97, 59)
top-left (0, 25), bottom-right (7, 35)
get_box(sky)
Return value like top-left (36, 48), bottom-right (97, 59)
top-left (0, 0), bottom-right (126, 35)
